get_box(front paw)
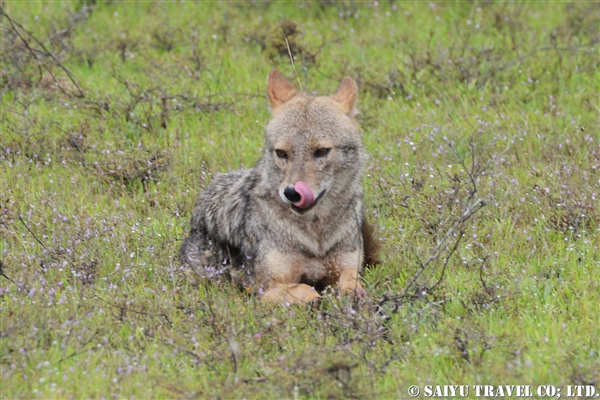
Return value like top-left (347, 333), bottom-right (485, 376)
top-left (338, 268), bottom-right (367, 297)
top-left (261, 283), bottom-right (321, 305)
top-left (339, 282), bottom-right (367, 298)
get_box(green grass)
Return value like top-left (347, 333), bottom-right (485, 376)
top-left (1, 1), bottom-right (599, 398)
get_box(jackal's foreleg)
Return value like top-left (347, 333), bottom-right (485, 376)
top-left (335, 248), bottom-right (366, 297)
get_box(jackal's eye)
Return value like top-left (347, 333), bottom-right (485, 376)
top-left (275, 149), bottom-right (288, 160)
top-left (314, 148), bottom-right (331, 158)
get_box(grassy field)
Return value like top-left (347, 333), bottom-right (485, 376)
top-left (1, 1), bottom-right (599, 398)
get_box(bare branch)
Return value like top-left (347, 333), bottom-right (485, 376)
top-left (401, 196), bottom-right (485, 299)
top-left (0, 7), bottom-right (85, 98)
top-left (18, 215), bottom-right (48, 251)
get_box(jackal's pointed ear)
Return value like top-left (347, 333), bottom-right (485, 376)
top-left (332, 76), bottom-right (358, 116)
top-left (267, 69), bottom-right (299, 112)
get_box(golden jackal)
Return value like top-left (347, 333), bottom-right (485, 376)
top-left (180, 69), bottom-right (378, 304)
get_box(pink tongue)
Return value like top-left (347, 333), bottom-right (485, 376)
top-left (293, 181), bottom-right (315, 209)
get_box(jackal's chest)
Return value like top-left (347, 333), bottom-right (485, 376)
top-left (271, 217), bottom-right (357, 255)
top-left (263, 247), bottom-right (361, 286)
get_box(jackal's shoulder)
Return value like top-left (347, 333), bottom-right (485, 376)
top-left (199, 169), bottom-right (256, 201)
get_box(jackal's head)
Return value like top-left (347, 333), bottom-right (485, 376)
top-left (263, 69), bottom-right (365, 216)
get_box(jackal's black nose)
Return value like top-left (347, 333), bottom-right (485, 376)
top-left (283, 186), bottom-right (301, 203)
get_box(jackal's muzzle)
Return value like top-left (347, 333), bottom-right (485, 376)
top-left (284, 181), bottom-right (314, 209)
top-left (281, 181), bottom-right (325, 214)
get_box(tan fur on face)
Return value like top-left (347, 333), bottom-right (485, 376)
top-left (265, 93), bottom-right (363, 221)
top-left (274, 139), bottom-right (337, 196)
